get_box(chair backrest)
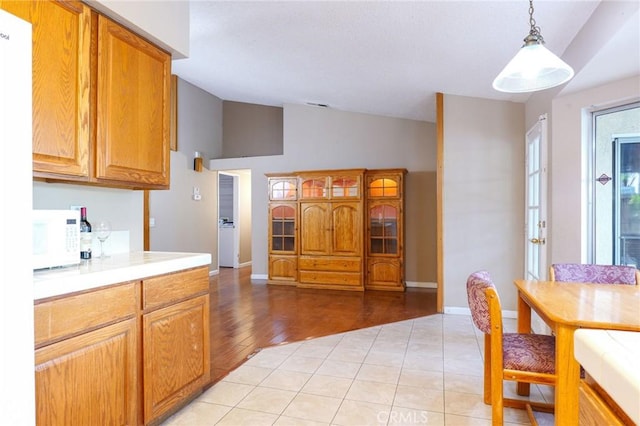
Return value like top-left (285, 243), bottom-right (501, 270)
top-left (550, 263), bottom-right (638, 285)
top-left (466, 270), bottom-right (499, 334)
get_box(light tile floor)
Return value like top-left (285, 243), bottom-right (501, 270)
top-left (162, 314), bottom-right (555, 425)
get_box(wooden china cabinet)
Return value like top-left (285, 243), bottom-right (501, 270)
top-left (267, 168), bottom-right (406, 291)
top-left (365, 169), bottom-right (407, 291)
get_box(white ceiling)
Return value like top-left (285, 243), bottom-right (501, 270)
top-left (172, 1), bottom-right (640, 123)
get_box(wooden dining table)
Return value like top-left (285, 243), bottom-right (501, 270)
top-left (514, 279), bottom-right (640, 425)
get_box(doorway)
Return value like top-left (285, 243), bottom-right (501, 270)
top-left (218, 172), bottom-right (239, 268)
top-left (592, 102), bottom-right (640, 266)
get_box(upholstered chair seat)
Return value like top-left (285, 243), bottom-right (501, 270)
top-left (502, 333), bottom-right (555, 374)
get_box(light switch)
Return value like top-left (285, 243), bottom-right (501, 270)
top-left (149, 217), bottom-right (156, 227)
top-left (193, 186), bottom-right (202, 201)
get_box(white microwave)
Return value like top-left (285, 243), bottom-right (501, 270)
top-left (33, 209), bottom-right (81, 270)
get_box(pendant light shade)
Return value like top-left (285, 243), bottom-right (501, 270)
top-left (492, 0), bottom-right (574, 93)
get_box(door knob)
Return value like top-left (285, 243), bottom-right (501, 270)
top-left (530, 237), bottom-right (546, 245)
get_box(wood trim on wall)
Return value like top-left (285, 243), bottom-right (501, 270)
top-left (170, 74), bottom-right (178, 151)
top-left (436, 92), bottom-right (444, 313)
top-left (143, 190), bottom-right (150, 251)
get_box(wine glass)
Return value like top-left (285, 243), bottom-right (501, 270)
top-left (94, 220), bottom-right (112, 258)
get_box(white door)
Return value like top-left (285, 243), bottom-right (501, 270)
top-left (524, 115), bottom-right (548, 280)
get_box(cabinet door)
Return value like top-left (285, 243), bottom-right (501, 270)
top-left (268, 177), bottom-right (297, 201)
top-left (331, 202), bottom-right (362, 256)
top-left (268, 255), bottom-right (298, 284)
top-left (269, 203), bottom-right (297, 254)
top-left (299, 176), bottom-right (328, 199)
top-left (367, 174), bottom-right (402, 199)
top-left (331, 175), bottom-right (361, 199)
top-left (368, 202), bottom-right (400, 256)
top-left (1, 0), bottom-right (91, 179)
top-left (35, 318), bottom-right (138, 426)
top-left (367, 258), bottom-right (403, 290)
top-left (300, 202), bottom-right (332, 255)
top-left (143, 295), bottom-right (210, 424)
top-left (96, 15), bottom-right (170, 188)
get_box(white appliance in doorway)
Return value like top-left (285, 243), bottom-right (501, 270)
top-left (0, 9), bottom-right (36, 423)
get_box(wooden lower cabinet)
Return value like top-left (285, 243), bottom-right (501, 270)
top-left (579, 377), bottom-right (633, 426)
top-left (143, 294), bottom-right (210, 424)
top-left (268, 255), bottom-right (298, 285)
top-left (35, 318), bottom-right (138, 426)
top-left (33, 266), bottom-right (211, 426)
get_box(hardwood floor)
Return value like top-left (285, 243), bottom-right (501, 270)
top-left (208, 266), bottom-right (438, 386)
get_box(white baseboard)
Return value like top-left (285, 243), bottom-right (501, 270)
top-left (406, 281), bottom-right (437, 289)
top-left (209, 269), bottom-right (219, 277)
top-left (251, 273), bottom-right (268, 280)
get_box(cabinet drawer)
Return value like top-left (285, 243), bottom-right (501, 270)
top-left (34, 282), bottom-right (137, 347)
top-left (143, 266), bottom-right (209, 311)
top-left (299, 271), bottom-right (362, 286)
top-left (299, 256), bottom-right (361, 272)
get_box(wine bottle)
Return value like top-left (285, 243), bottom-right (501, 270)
top-left (80, 207), bottom-right (92, 260)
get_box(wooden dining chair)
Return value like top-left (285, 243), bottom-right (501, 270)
top-left (549, 263), bottom-right (639, 284)
top-left (466, 271), bottom-right (556, 425)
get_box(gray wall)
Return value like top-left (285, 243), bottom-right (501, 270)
top-left (147, 78), bottom-right (223, 273)
top-left (442, 95), bottom-right (525, 312)
top-left (222, 101), bottom-right (283, 158)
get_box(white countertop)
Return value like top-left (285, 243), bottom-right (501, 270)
top-left (33, 251), bottom-right (212, 301)
top-left (574, 329), bottom-right (640, 424)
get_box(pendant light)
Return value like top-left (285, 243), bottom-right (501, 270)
top-left (493, 0), bottom-right (574, 93)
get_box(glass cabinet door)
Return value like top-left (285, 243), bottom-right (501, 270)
top-left (368, 177), bottom-right (399, 198)
top-left (331, 176), bottom-right (360, 198)
top-left (270, 204), bottom-right (296, 252)
top-left (300, 177), bottom-right (327, 198)
top-left (369, 204), bottom-right (398, 255)
top-left (269, 178), bottom-right (297, 201)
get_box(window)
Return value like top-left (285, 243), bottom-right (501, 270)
top-left (591, 102), bottom-right (640, 267)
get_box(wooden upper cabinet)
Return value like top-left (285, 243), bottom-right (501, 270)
top-left (1, 0), bottom-right (171, 189)
top-left (1, 0), bottom-right (91, 179)
top-left (95, 15), bottom-right (171, 188)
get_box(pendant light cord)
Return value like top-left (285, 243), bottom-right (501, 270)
top-left (527, 0), bottom-right (544, 43)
